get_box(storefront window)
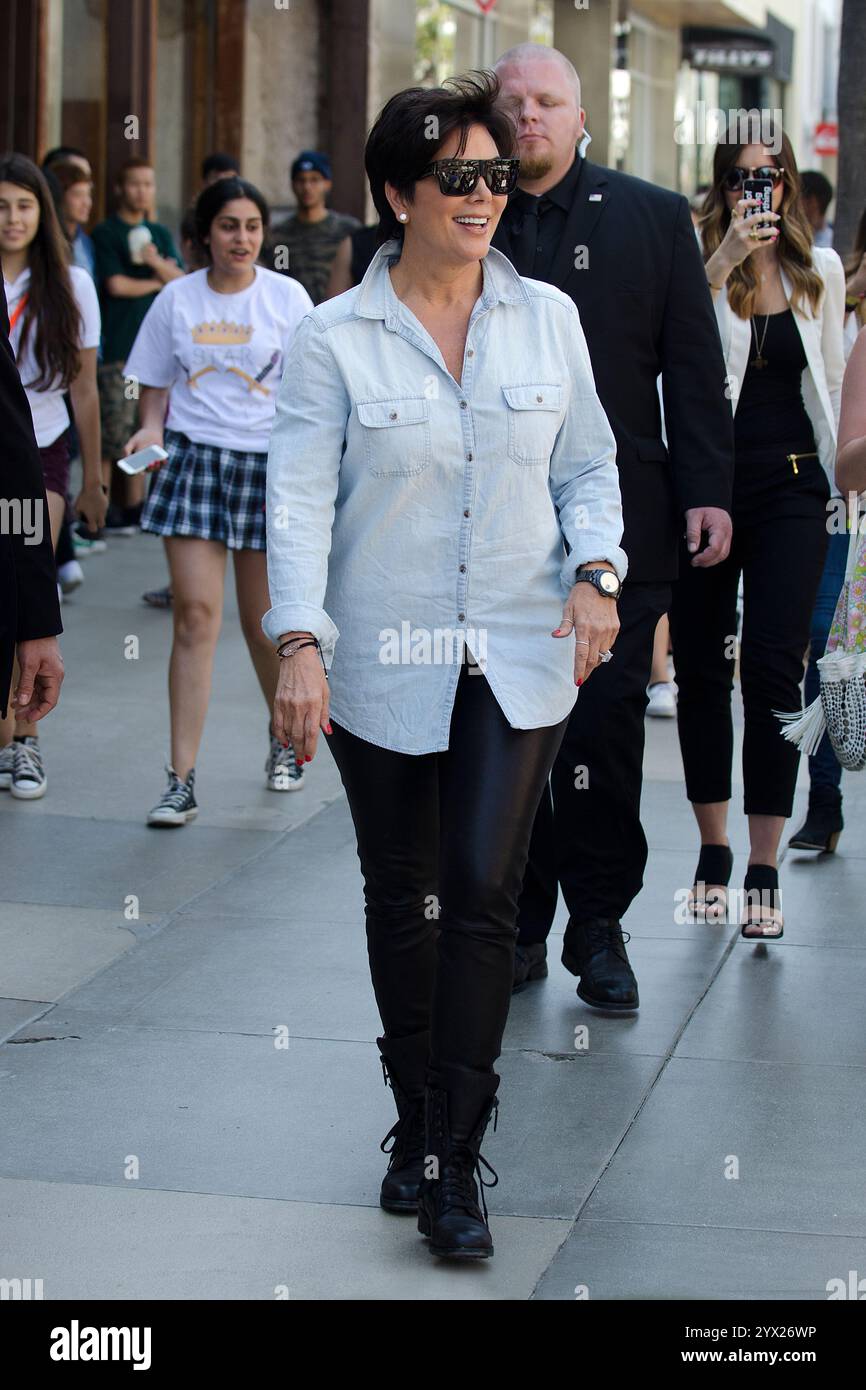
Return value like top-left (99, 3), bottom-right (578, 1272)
top-left (416, 1), bottom-right (484, 84)
top-left (55, 0), bottom-right (107, 217)
top-left (415, 0), bottom-right (552, 87)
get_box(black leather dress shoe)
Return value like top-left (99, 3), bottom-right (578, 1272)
top-left (512, 941), bottom-right (548, 993)
top-left (561, 917), bottom-right (639, 1011)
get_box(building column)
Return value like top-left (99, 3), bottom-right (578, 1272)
top-left (554, 0), bottom-right (614, 166)
top-left (0, 0), bottom-right (49, 158)
top-left (319, 0), bottom-right (371, 223)
top-left (105, 0), bottom-right (157, 200)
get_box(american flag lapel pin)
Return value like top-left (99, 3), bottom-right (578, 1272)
top-left (589, 193), bottom-right (603, 202)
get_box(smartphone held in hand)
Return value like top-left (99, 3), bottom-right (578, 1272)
top-left (743, 178), bottom-right (774, 225)
top-left (117, 444), bottom-right (168, 475)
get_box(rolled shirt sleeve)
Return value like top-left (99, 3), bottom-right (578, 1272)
top-left (262, 314), bottom-right (349, 658)
top-left (549, 298), bottom-right (627, 589)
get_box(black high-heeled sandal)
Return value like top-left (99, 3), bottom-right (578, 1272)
top-left (741, 864), bottom-right (783, 940)
top-left (688, 844), bottom-right (734, 922)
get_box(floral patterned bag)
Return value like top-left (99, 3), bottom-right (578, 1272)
top-left (779, 502), bottom-right (866, 770)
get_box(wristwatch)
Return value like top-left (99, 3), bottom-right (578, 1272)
top-left (574, 567), bottom-right (622, 599)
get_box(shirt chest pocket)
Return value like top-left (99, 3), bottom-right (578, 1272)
top-left (356, 397), bottom-right (432, 477)
top-left (502, 383), bottom-right (563, 466)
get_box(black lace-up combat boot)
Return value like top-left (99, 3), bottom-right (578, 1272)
top-left (377, 1031), bottom-right (429, 1213)
top-left (417, 1065), bottom-right (500, 1259)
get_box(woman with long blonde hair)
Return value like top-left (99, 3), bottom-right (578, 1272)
top-left (669, 127), bottom-right (845, 940)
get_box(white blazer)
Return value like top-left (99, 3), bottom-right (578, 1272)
top-left (714, 246), bottom-right (846, 495)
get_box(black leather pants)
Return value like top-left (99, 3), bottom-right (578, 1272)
top-left (326, 659), bottom-right (568, 1077)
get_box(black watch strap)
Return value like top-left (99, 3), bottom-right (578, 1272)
top-left (575, 567), bottom-right (621, 598)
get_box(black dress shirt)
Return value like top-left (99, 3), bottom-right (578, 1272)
top-left (501, 154), bottom-right (584, 280)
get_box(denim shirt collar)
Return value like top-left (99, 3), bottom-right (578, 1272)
top-left (355, 238), bottom-right (531, 329)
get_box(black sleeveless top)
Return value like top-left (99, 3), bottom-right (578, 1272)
top-left (734, 308), bottom-right (816, 456)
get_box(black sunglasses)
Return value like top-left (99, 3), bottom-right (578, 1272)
top-left (723, 165), bottom-right (785, 192)
top-left (419, 158), bottom-right (520, 197)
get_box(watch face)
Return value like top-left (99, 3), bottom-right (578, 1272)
top-left (599, 571), bottom-right (619, 594)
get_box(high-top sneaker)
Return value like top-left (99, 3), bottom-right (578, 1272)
top-left (10, 736), bottom-right (47, 800)
top-left (265, 728), bottom-right (305, 791)
top-left (0, 742), bottom-right (15, 790)
top-left (147, 764), bottom-right (198, 826)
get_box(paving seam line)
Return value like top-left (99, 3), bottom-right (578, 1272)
top-left (528, 841), bottom-right (784, 1298)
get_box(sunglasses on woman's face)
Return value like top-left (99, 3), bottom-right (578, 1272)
top-left (420, 158), bottom-right (521, 197)
top-left (722, 165), bottom-right (785, 192)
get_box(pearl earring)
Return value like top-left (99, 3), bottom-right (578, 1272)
top-left (398, 213), bottom-right (408, 223)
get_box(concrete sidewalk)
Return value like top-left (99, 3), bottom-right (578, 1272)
top-left (1, 531), bottom-right (865, 1300)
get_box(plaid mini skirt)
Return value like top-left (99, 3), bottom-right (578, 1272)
top-left (141, 428), bottom-right (267, 550)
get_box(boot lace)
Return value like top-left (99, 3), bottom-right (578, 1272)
top-left (440, 1103), bottom-right (499, 1221)
top-left (379, 1061), bottom-right (425, 1168)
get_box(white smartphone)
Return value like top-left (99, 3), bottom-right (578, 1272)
top-left (117, 444), bottom-right (168, 475)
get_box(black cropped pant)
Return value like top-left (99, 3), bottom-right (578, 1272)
top-left (670, 450), bottom-right (829, 818)
top-left (325, 659), bottom-right (568, 1077)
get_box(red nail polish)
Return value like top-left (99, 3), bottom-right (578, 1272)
top-left (577, 678), bottom-right (583, 687)
top-left (305, 755), bottom-right (312, 762)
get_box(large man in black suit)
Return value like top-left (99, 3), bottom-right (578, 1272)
top-left (491, 45), bottom-right (734, 1009)
top-left (0, 282), bottom-right (64, 724)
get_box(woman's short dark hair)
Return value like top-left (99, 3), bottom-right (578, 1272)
top-left (193, 176), bottom-right (270, 261)
top-left (365, 70), bottom-right (517, 246)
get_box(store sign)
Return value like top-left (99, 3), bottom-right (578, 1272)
top-left (814, 121), bottom-right (838, 156)
top-left (474, 0), bottom-right (497, 12)
top-left (685, 44), bottom-right (774, 73)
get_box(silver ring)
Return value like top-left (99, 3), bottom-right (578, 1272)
top-left (574, 639), bottom-right (590, 646)
top-left (600, 650), bottom-right (613, 663)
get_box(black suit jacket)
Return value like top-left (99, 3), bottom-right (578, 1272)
top-left (0, 281), bottom-right (62, 717)
top-left (492, 158), bottom-right (734, 582)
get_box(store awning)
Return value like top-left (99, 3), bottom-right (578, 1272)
top-left (629, 0), bottom-right (767, 29)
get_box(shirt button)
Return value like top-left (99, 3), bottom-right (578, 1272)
top-left (536, 394), bottom-right (543, 403)
top-left (458, 612), bottom-right (466, 622)
top-left (460, 400), bottom-right (468, 409)
top-left (466, 451), bottom-right (473, 461)
top-left (467, 348), bottom-right (474, 357)
top-left (459, 564), bottom-right (467, 573)
top-left (389, 410), bottom-right (398, 420)
top-left (463, 509), bottom-right (470, 518)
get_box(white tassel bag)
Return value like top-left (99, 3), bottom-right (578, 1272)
top-left (778, 499), bottom-right (866, 770)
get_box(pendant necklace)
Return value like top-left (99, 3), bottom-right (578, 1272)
top-left (751, 313), bottom-right (770, 370)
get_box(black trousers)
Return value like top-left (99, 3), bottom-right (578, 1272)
top-left (516, 581), bottom-right (671, 944)
top-left (326, 659), bottom-right (568, 1077)
top-left (670, 459), bottom-right (829, 818)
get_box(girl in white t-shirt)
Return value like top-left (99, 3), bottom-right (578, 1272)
top-left (0, 154), bottom-right (106, 801)
top-left (124, 177), bottom-right (313, 825)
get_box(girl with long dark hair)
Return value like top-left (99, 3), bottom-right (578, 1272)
top-left (122, 176), bottom-right (313, 825)
top-left (670, 127), bottom-right (845, 938)
top-left (0, 153), bottom-right (105, 800)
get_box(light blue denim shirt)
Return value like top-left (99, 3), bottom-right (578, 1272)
top-left (263, 239), bottom-right (626, 754)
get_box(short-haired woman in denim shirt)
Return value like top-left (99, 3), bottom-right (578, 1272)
top-left (263, 72), bottom-right (626, 1263)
